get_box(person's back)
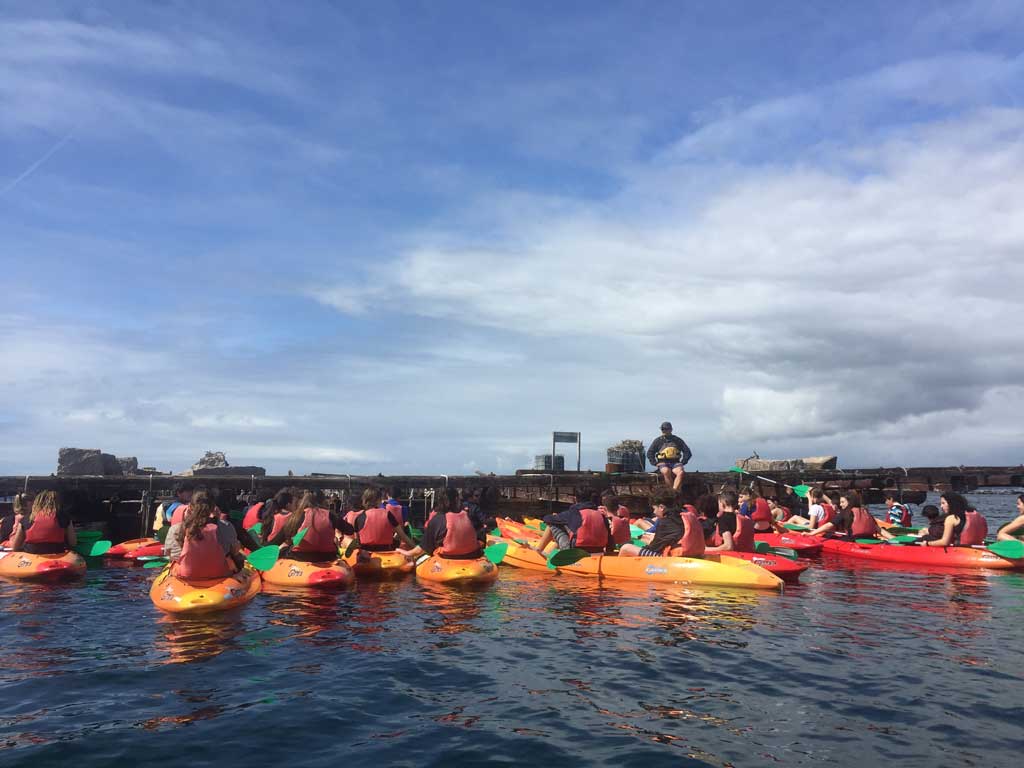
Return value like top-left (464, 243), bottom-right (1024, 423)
top-left (959, 508), bottom-right (988, 546)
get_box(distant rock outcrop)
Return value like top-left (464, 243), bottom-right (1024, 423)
top-left (183, 451), bottom-right (266, 477)
top-left (57, 448), bottom-right (123, 476)
top-left (117, 456), bottom-right (139, 475)
top-left (734, 455), bottom-right (838, 472)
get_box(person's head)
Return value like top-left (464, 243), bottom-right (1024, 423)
top-left (432, 488), bottom-right (453, 514)
top-left (1017, 494), bottom-right (1024, 515)
top-left (809, 488), bottom-right (824, 504)
top-left (295, 491), bottom-right (316, 512)
top-left (13, 492), bottom-right (34, 516)
top-left (173, 482), bottom-right (194, 504)
top-left (651, 489), bottom-right (678, 517)
top-left (922, 504), bottom-right (940, 521)
top-left (660, 421), bottom-right (673, 435)
top-left (361, 487), bottom-right (382, 509)
top-left (30, 490), bottom-right (60, 521)
top-left (940, 492), bottom-right (968, 518)
top-left (600, 489), bottom-right (620, 510)
top-left (840, 490), bottom-right (862, 510)
top-left (738, 489), bottom-right (751, 505)
top-left (179, 489), bottom-right (214, 543)
top-left (884, 493), bottom-right (898, 509)
top-left (767, 497), bottom-right (781, 510)
top-left (266, 489), bottom-right (293, 516)
top-left (574, 487), bottom-right (599, 506)
top-left (718, 490), bottom-right (738, 514)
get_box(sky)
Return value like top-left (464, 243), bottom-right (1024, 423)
top-left (1, 0), bottom-right (1023, 475)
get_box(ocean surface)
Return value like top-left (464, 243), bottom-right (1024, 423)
top-left (1, 491), bottom-right (1022, 767)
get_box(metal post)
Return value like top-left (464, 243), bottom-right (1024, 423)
top-left (552, 433), bottom-right (556, 473)
top-left (577, 432), bottom-right (581, 472)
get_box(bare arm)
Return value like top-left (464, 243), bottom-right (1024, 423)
top-left (925, 516), bottom-right (956, 547)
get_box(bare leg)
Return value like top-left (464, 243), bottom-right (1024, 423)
top-left (659, 466), bottom-right (672, 487)
top-left (617, 543), bottom-right (643, 557)
top-left (672, 466), bottom-right (684, 491)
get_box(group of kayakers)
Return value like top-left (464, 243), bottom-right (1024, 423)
top-left (0, 491), bottom-right (77, 553)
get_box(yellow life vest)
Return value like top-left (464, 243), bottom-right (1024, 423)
top-left (656, 445), bottom-right (682, 461)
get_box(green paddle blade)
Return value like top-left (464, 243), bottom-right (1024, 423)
top-left (791, 484), bottom-right (811, 498)
top-left (246, 545), bottom-right (281, 571)
top-left (489, 527), bottom-right (501, 537)
top-left (484, 542), bottom-right (508, 565)
top-left (855, 539), bottom-right (885, 544)
top-left (249, 522), bottom-right (263, 535)
top-left (76, 540), bottom-right (112, 557)
top-left (754, 541), bottom-right (772, 554)
top-left (729, 466), bottom-right (746, 473)
top-left (785, 524), bottom-right (810, 532)
top-left (891, 535), bottom-right (920, 544)
top-left (143, 559), bottom-right (168, 569)
top-left (409, 527), bottom-right (423, 539)
top-left (886, 526), bottom-right (916, 535)
top-left (769, 547), bottom-right (800, 560)
top-left (292, 527), bottom-right (308, 546)
top-left (988, 539), bottom-right (1024, 559)
top-left (155, 526), bottom-right (168, 544)
top-left (548, 548), bottom-right (592, 567)
top-left (629, 525), bottom-right (646, 538)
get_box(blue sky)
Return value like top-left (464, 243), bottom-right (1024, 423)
top-left (2, 1), bottom-right (1023, 474)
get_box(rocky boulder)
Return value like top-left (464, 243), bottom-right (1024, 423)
top-left (117, 456), bottom-right (139, 475)
top-left (57, 448), bottom-right (123, 476)
top-left (734, 455), bottom-right (838, 472)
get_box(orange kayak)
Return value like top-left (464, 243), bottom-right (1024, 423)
top-left (342, 550), bottom-right (414, 579)
top-left (415, 555), bottom-right (498, 584)
top-left (493, 537), bottom-right (782, 590)
top-left (261, 557), bottom-right (354, 588)
top-left (0, 550), bottom-right (87, 582)
top-left (149, 564), bottom-right (261, 614)
top-left (107, 538), bottom-right (161, 558)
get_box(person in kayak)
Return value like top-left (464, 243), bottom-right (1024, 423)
top-left (914, 492), bottom-right (975, 548)
top-left (785, 488), bottom-right (834, 533)
top-left (267, 490), bottom-right (354, 561)
top-left (880, 504), bottom-right (942, 543)
top-left (883, 493), bottom-right (913, 527)
top-left (164, 489), bottom-right (244, 577)
top-left (646, 421), bottom-right (692, 491)
top-left (834, 490), bottom-right (880, 539)
top-left (160, 482), bottom-right (194, 528)
top-left (960, 501), bottom-right (988, 546)
top-left (259, 489), bottom-right (296, 544)
top-left (399, 492), bottom-right (484, 561)
top-left (527, 489), bottom-right (614, 555)
top-left (242, 491), bottom-right (275, 530)
top-left (705, 491), bottom-right (755, 552)
top-left (996, 495), bottom-right (1024, 541)
top-left (598, 491), bottom-right (632, 546)
top-left (10, 491), bottom-right (77, 554)
top-left (353, 488), bottom-right (415, 552)
top-left (617, 491), bottom-right (705, 557)
top-left (745, 491), bottom-right (782, 534)
top-left (766, 497), bottom-right (791, 523)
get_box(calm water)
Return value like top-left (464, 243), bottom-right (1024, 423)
top-left (2, 492), bottom-right (1022, 767)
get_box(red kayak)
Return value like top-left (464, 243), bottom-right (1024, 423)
top-left (711, 550), bottom-right (810, 580)
top-left (106, 538), bottom-right (161, 558)
top-left (754, 532), bottom-right (824, 555)
top-left (821, 538), bottom-right (1024, 570)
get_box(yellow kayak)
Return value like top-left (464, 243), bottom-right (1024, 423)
top-left (149, 564), bottom-right (261, 614)
top-left (493, 537), bottom-right (782, 591)
top-left (415, 554), bottom-right (498, 584)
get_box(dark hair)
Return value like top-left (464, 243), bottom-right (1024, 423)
top-left (361, 487), bottom-right (382, 509)
top-left (574, 487), bottom-right (599, 506)
top-left (719, 490), bottom-right (738, 510)
top-left (841, 490), bottom-right (863, 507)
top-left (651, 489), bottom-right (677, 508)
top-left (601, 490), bottom-right (620, 509)
top-left (260, 490), bottom-right (294, 544)
top-left (1018, 494), bottom-right (1024, 506)
top-left (941, 492), bottom-right (968, 518)
top-left (884, 491), bottom-right (898, 501)
top-left (173, 481), bottom-right (194, 496)
top-left (177, 489), bottom-right (214, 546)
top-left (922, 504), bottom-right (940, 519)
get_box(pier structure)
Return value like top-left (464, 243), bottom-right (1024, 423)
top-left (1, 465), bottom-right (1020, 542)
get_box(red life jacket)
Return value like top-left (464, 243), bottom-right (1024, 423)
top-left (424, 509), bottom-right (438, 526)
top-left (267, 512), bottom-right (290, 542)
top-left (671, 510), bottom-right (706, 557)
top-left (750, 498), bottom-right (772, 524)
top-left (573, 508), bottom-right (608, 549)
top-left (733, 514), bottom-right (755, 552)
top-left (359, 508), bottom-right (396, 547)
top-left (439, 511), bottom-right (479, 556)
top-left (959, 511), bottom-right (988, 546)
top-left (293, 508), bottom-right (337, 553)
top-left (24, 509), bottom-right (66, 545)
top-left (171, 504), bottom-right (188, 526)
top-left (242, 502), bottom-right (264, 530)
top-left (344, 510), bottom-right (359, 529)
top-left (608, 516), bottom-right (630, 545)
top-left (176, 523), bottom-right (232, 580)
top-left (849, 506), bottom-right (879, 538)
top-left (814, 503), bottom-right (835, 527)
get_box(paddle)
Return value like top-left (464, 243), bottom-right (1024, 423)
top-left (143, 559), bottom-right (168, 569)
top-left (547, 548), bottom-right (593, 568)
top-left (729, 467), bottom-right (812, 498)
top-left (483, 542), bottom-right (508, 565)
top-left (784, 523), bottom-right (811, 532)
top-left (245, 545), bottom-right (282, 571)
top-left (249, 522), bottom-right (263, 535)
top-left (987, 539), bottom-right (1024, 559)
top-left (76, 540), bottom-right (112, 557)
top-left (753, 541), bottom-right (799, 560)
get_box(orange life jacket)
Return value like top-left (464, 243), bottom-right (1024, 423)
top-left (670, 510), bottom-right (706, 557)
top-left (171, 504), bottom-right (188, 526)
top-left (573, 508), bottom-right (608, 549)
top-left (176, 522), bottom-right (232, 580)
top-left (439, 511), bottom-right (479, 556)
top-left (267, 512), bottom-right (290, 542)
top-left (959, 511), bottom-right (988, 546)
top-left (242, 503), bottom-right (264, 530)
top-left (24, 509), bottom-right (66, 545)
top-left (292, 508), bottom-right (337, 553)
top-left (359, 508), bottom-right (396, 547)
top-left (850, 506), bottom-right (879, 538)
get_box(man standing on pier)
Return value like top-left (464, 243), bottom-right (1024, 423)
top-left (647, 422), bottom-right (691, 491)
